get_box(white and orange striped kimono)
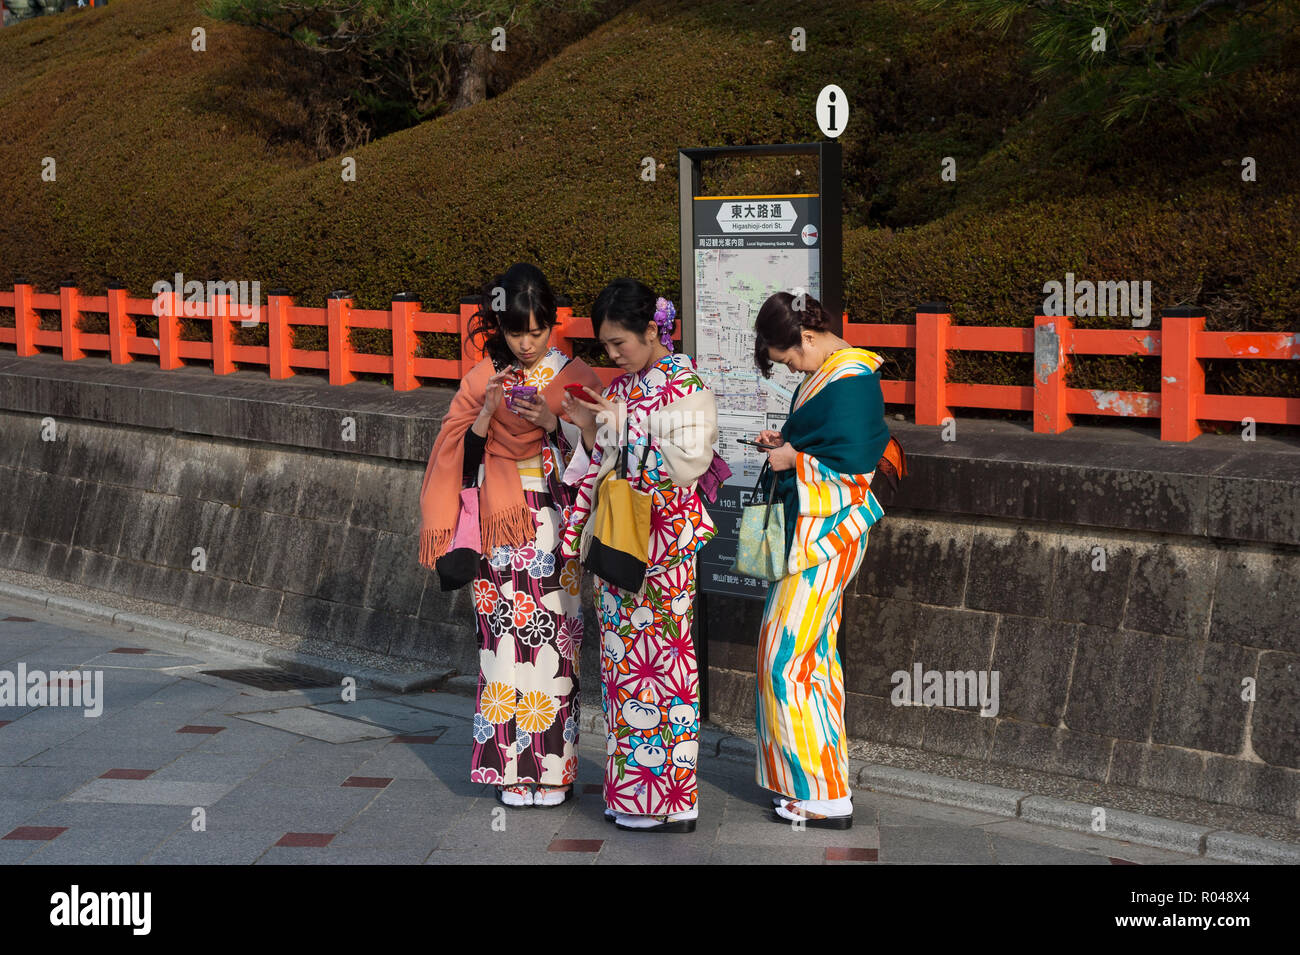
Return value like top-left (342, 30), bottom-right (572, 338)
top-left (756, 347), bottom-right (888, 801)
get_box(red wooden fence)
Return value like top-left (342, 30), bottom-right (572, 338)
top-left (2, 283), bottom-right (1297, 442)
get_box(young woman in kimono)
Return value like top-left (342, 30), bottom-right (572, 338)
top-left (560, 278), bottom-right (718, 833)
top-left (416, 263), bottom-right (601, 808)
top-left (750, 291), bottom-right (900, 829)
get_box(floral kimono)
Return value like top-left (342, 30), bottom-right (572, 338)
top-left (560, 353), bottom-right (718, 816)
top-left (467, 347), bottom-right (588, 786)
top-left (756, 347), bottom-right (891, 802)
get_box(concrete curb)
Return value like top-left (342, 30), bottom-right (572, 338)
top-left (858, 764), bottom-right (1027, 817)
top-left (6, 581), bottom-right (1296, 864)
top-left (0, 582), bottom-right (452, 695)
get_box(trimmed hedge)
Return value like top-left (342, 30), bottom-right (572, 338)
top-left (1, 0), bottom-right (1297, 407)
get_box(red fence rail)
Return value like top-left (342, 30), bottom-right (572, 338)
top-left (2, 283), bottom-right (1297, 442)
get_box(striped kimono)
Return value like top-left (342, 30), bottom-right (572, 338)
top-left (756, 347), bottom-right (890, 802)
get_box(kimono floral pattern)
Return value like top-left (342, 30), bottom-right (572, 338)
top-left (561, 353), bottom-right (715, 815)
top-left (468, 348), bottom-right (584, 786)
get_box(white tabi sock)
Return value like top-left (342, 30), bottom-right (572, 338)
top-left (775, 795), bottom-right (852, 819)
top-left (614, 808), bottom-right (698, 828)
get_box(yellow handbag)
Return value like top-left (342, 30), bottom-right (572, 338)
top-left (585, 419), bottom-right (653, 591)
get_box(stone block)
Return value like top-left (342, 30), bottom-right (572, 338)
top-left (1123, 541), bottom-right (1216, 639)
top-left (990, 614), bottom-right (1077, 725)
top-left (842, 595), bottom-right (921, 698)
top-left (1252, 650), bottom-right (1300, 770)
top-left (964, 528), bottom-right (1055, 617)
top-left (1208, 546), bottom-right (1300, 651)
top-left (855, 518), bottom-right (969, 607)
top-left (990, 720), bottom-right (1113, 782)
top-left (1065, 625), bottom-right (1162, 742)
top-left (1151, 636), bottom-right (1255, 757)
top-left (1109, 740), bottom-right (1207, 801)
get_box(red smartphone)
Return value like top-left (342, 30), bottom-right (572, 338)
top-left (565, 383), bottom-right (593, 400)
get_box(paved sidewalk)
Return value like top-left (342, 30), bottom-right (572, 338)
top-left (0, 599), bottom-right (1249, 864)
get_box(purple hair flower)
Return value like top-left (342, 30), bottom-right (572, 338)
top-left (653, 297), bottom-right (676, 348)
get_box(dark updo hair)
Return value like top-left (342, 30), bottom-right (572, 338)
top-left (591, 277), bottom-right (658, 339)
top-left (467, 263), bottom-right (558, 370)
top-left (753, 290), bottom-right (835, 378)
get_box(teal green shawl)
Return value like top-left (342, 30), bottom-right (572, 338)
top-left (773, 363), bottom-right (891, 554)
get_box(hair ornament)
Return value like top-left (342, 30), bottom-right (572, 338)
top-left (653, 297), bottom-right (676, 347)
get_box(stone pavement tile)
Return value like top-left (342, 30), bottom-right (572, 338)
top-left (858, 792), bottom-right (1009, 828)
top-left (232, 708), bottom-right (401, 744)
top-left (288, 736), bottom-right (405, 757)
top-left (203, 784), bottom-right (379, 831)
top-left (39, 728), bottom-right (210, 755)
top-left (142, 679), bottom-right (249, 706)
top-left (974, 819), bottom-right (1203, 864)
top-left (368, 777), bottom-right (491, 807)
top-left (22, 802), bottom-right (198, 832)
top-left (242, 753), bottom-right (377, 789)
top-left (22, 827), bottom-right (179, 865)
top-left (396, 693), bottom-right (476, 721)
top-left (0, 797), bottom-right (51, 832)
top-left (3, 708), bottom-right (112, 734)
top-left (553, 803), bottom-right (618, 840)
top-left (594, 835), bottom-right (715, 865)
top-left (878, 826), bottom-right (996, 864)
top-left (141, 829), bottom-right (288, 864)
top-left (82, 650), bottom-right (205, 668)
top-left (709, 844), bottom-right (830, 865)
top-left (353, 744), bottom-right (456, 781)
top-left (217, 686), bottom-right (365, 711)
top-left (319, 808), bottom-right (447, 850)
top-left (425, 847), bottom-right (596, 864)
top-left (987, 834), bottom-right (1115, 865)
top-left (63, 778), bottom-right (237, 805)
top-left (436, 797), bottom-right (576, 851)
top-left (17, 750), bottom-right (179, 773)
top-left (2, 736), bottom-right (89, 764)
top-left (0, 838), bottom-right (49, 864)
top-left (0, 765), bottom-right (107, 800)
top-left (188, 726), bottom-right (302, 755)
top-left (311, 699), bottom-right (456, 734)
top-left (256, 845), bottom-right (435, 864)
top-left (146, 752), bottom-right (275, 782)
top-left (716, 800), bottom-right (880, 849)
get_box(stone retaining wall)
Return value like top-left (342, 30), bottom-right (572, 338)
top-left (1, 353), bottom-right (1296, 818)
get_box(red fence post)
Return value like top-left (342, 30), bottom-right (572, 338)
top-left (1161, 307), bottom-right (1205, 442)
top-left (327, 290), bottom-right (356, 386)
top-left (106, 284), bottom-right (132, 364)
top-left (211, 284), bottom-right (234, 375)
top-left (914, 303), bottom-right (952, 426)
top-left (1033, 313), bottom-right (1073, 433)
top-left (59, 280), bottom-right (85, 361)
top-left (554, 294), bottom-right (574, 358)
top-left (267, 289), bottom-right (292, 380)
top-left (13, 279), bottom-right (37, 357)
top-left (158, 288), bottom-right (182, 370)
top-left (391, 292), bottom-right (419, 392)
top-left (459, 296), bottom-right (483, 377)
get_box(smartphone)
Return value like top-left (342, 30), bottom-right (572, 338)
top-left (506, 385), bottom-right (537, 410)
top-left (737, 438), bottom-right (781, 449)
top-left (564, 383), bottom-right (593, 400)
